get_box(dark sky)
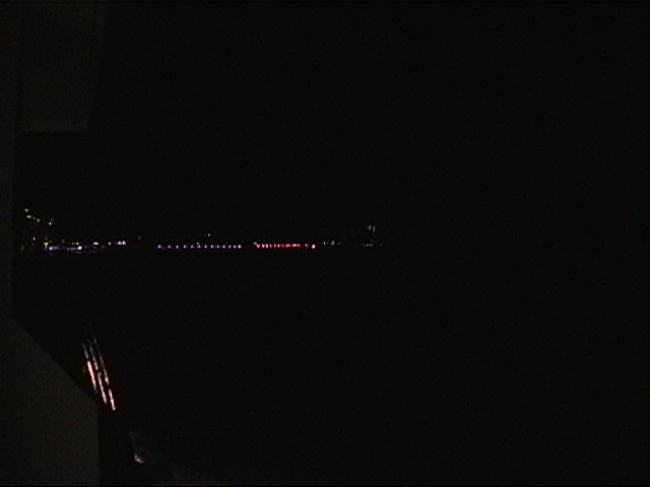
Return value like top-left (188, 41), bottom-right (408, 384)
top-left (17, 5), bottom-right (648, 245)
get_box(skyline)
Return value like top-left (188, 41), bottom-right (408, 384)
top-left (15, 5), bottom-right (645, 250)
top-left (17, 206), bottom-right (383, 252)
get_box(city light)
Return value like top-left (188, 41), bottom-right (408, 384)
top-left (19, 218), bottom-right (380, 254)
top-left (23, 238), bottom-right (378, 253)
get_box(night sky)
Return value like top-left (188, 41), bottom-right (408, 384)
top-left (17, 5), bottom-right (647, 246)
top-left (11, 6), bottom-right (649, 483)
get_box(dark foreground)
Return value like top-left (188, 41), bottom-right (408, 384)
top-left (14, 247), bottom-right (646, 485)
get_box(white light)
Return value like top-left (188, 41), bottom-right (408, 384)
top-left (107, 389), bottom-right (117, 411)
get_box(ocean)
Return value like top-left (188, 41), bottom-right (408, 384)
top-left (13, 247), bottom-right (646, 484)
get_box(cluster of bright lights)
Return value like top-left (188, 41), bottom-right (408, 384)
top-left (82, 333), bottom-right (116, 411)
top-left (38, 239), bottom-right (356, 253)
top-left (156, 242), bottom-right (325, 251)
top-left (41, 238), bottom-right (132, 253)
top-left (157, 243), bottom-right (243, 250)
top-left (253, 242), bottom-right (316, 250)
top-left (26, 214), bottom-right (42, 224)
top-left (45, 244), bottom-right (87, 252)
top-left (24, 208), bottom-right (54, 226)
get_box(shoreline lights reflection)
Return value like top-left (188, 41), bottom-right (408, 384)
top-left (157, 243), bottom-right (317, 251)
top-left (35, 240), bottom-right (355, 253)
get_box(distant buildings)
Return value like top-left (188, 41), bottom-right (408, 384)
top-left (17, 212), bottom-right (383, 253)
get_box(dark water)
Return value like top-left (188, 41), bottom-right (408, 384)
top-left (14, 248), bottom-right (647, 484)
